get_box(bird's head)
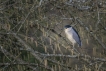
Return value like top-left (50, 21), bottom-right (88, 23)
top-left (64, 25), bottom-right (72, 29)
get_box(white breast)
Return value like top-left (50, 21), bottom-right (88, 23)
top-left (65, 28), bottom-right (76, 44)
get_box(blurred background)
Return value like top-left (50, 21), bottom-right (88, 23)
top-left (0, 0), bottom-right (106, 71)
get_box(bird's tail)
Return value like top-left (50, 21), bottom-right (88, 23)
top-left (78, 42), bottom-right (82, 47)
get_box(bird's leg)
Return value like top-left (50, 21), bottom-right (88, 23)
top-left (72, 43), bottom-right (80, 54)
top-left (72, 43), bottom-right (74, 50)
top-left (80, 47), bottom-right (84, 54)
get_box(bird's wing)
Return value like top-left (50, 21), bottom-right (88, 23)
top-left (71, 28), bottom-right (81, 46)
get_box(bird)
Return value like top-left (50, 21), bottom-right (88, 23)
top-left (64, 25), bottom-right (81, 48)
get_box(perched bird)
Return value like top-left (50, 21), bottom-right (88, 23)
top-left (64, 25), bottom-right (81, 48)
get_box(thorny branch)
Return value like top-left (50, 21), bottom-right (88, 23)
top-left (0, 0), bottom-right (106, 71)
top-left (0, 45), bottom-right (53, 71)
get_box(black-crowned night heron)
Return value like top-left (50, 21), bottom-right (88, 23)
top-left (64, 25), bottom-right (81, 48)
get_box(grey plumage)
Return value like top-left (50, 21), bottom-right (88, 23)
top-left (64, 25), bottom-right (81, 47)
